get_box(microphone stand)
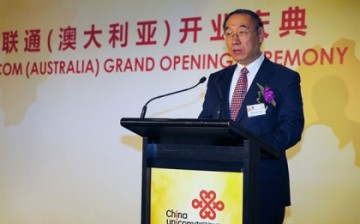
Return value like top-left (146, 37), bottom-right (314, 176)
top-left (140, 77), bottom-right (206, 119)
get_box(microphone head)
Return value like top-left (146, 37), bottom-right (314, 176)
top-left (199, 76), bottom-right (207, 83)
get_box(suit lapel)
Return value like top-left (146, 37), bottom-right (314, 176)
top-left (214, 65), bottom-right (236, 119)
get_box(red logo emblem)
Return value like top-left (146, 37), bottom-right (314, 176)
top-left (192, 190), bottom-right (225, 220)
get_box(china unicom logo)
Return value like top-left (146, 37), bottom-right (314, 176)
top-left (192, 190), bottom-right (225, 220)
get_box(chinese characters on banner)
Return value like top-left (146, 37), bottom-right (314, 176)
top-left (0, 6), bottom-right (348, 78)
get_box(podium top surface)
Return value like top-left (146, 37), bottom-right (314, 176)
top-left (120, 118), bottom-right (278, 157)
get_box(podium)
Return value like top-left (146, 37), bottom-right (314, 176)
top-left (120, 118), bottom-right (278, 224)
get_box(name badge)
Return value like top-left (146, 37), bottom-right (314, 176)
top-left (247, 103), bottom-right (266, 117)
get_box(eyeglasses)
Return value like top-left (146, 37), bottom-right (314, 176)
top-left (222, 28), bottom-right (253, 40)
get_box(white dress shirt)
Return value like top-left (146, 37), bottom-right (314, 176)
top-left (229, 54), bottom-right (265, 106)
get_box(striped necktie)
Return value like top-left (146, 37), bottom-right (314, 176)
top-left (230, 67), bottom-right (248, 120)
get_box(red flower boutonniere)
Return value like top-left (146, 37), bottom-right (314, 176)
top-left (256, 83), bottom-right (276, 107)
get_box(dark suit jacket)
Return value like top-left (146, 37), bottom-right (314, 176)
top-left (199, 57), bottom-right (304, 208)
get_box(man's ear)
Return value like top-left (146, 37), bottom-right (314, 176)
top-left (258, 27), bottom-right (265, 42)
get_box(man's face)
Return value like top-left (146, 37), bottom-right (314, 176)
top-left (223, 13), bottom-right (264, 66)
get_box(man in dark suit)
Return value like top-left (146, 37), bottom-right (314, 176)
top-left (199, 9), bottom-right (304, 224)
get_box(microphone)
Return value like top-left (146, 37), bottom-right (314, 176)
top-left (140, 76), bottom-right (207, 119)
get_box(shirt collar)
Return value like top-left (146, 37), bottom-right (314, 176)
top-left (236, 54), bottom-right (264, 75)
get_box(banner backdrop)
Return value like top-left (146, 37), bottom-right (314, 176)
top-left (0, 0), bottom-right (359, 223)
